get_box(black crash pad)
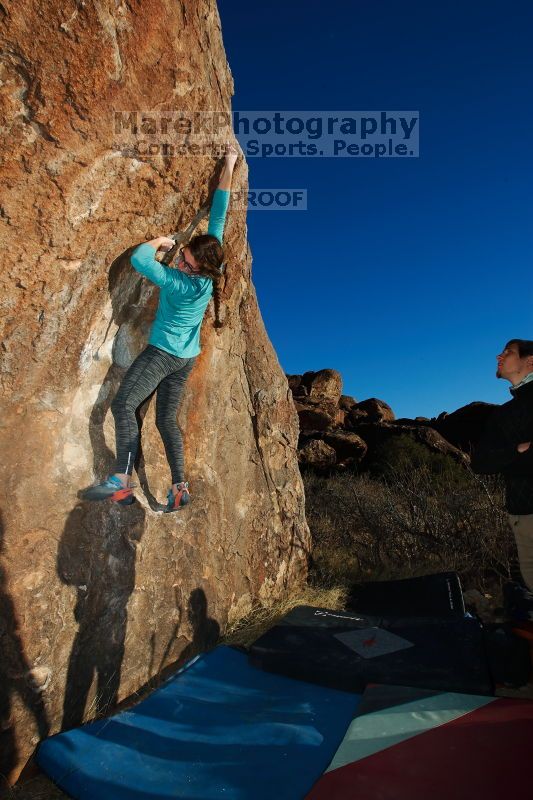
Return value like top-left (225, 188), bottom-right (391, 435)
top-left (249, 605), bottom-right (493, 696)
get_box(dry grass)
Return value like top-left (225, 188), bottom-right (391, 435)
top-left (221, 585), bottom-right (348, 648)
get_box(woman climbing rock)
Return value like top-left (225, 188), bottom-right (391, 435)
top-left (83, 143), bottom-right (238, 512)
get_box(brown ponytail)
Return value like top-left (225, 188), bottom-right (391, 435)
top-left (187, 233), bottom-right (225, 327)
top-left (211, 278), bottom-right (223, 328)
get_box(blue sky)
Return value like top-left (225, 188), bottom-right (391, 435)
top-left (217, 0), bottom-right (533, 419)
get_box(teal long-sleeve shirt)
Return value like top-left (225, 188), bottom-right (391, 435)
top-left (130, 188), bottom-right (230, 358)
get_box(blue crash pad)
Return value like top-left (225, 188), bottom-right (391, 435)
top-left (37, 645), bottom-right (361, 800)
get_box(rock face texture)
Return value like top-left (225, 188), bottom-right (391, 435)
top-left (0, 0), bottom-right (310, 783)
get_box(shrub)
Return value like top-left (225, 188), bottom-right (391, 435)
top-left (304, 464), bottom-right (514, 593)
top-left (368, 433), bottom-right (469, 488)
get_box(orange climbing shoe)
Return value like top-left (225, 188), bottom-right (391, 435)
top-left (82, 475), bottom-right (136, 505)
top-left (164, 481), bottom-right (190, 513)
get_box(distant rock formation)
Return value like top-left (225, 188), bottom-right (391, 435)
top-left (0, 0), bottom-right (309, 782)
top-left (288, 369), bottom-right (497, 471)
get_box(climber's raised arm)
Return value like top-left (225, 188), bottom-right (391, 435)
top-left (130, 142), bottom-right (238, 286)
top-left (207, 143), bottom-right (238, 243)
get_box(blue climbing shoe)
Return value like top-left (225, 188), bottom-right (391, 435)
top-left (164, 482), bottom-right (190, 513)
top-left (82, 475), bottom-right (136, 505)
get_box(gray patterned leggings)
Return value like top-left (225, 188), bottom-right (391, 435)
top-left (110, 344), bottom-right (196, 484)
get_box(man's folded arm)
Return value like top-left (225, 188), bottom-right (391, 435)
top-left (470, 438), bottom-right (521, 473)
top-left (470, 415), bottom-right (523, 474)
top-left (501, 441), bottom-right (533, 475)
top-left (471, 419), bottom-right (533, 474)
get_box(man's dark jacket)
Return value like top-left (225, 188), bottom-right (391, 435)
top-left (471, 380), bottom-right (533, 514)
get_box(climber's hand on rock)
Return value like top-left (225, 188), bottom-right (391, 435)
top-left (217, 144), bottom-right (238, 191)
top-left (148, 236), bottom-right (175, 251)
top-left (224, 143), bottom-right (238, 170)
top-left (158, 236), bottom-right (176, 251)
top-left (517, 442), bottom-right (531, 453)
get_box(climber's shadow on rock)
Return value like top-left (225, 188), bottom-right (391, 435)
top-left (57, 501), bottom-right (145, 731)
top-left (179, 588), bottom-right (221, 664)
top-left (153, 588), bottom-right (220, 686)
top-left (0, 511), bottom-right (50, 787)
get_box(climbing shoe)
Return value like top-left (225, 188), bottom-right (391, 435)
top-left (81, 475), bottom-right (136, 505)
top-left (164, 481), bottom-right (190, 513)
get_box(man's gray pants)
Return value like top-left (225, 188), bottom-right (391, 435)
top-left (508, 513), bottom-right (533, 592)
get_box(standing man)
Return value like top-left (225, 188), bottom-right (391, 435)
top-left (471, 339), bottom-right (533, 591)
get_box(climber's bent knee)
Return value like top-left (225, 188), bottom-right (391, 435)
top-left (111, 397), bottom-right (137, 415)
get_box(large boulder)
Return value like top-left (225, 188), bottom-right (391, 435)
top-left (287, 370), bottom-right (345, 433)
top-left (294, 398), bottom-right (339, 431)
top-left (354, 398), bottom-right (395, 422)
top-left (301, 369), bottom-right (343, 403)
top-left (345, 407), bottom-right (370, 428)
top-left (321, 431), bottom-right (368, 464)
top-left (298, 439), bottom-right (337, 469)
top-left (0, 0), bottom-right (310, 782)
top-left (286, 374), bottom-right (305, 395)
top-left (299, 430), bottom-right (367, 466)
top-left (339, 394), bottom-right (358, 411)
